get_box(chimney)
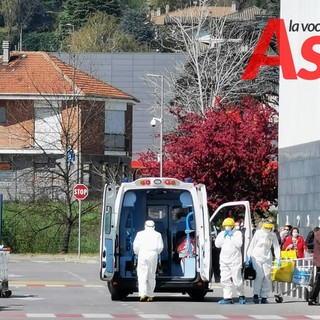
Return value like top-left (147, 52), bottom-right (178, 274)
top-left (157, 7), bottom-right (161, 16)
top-left (165, 4), bottom-right (169, 14)
top-left (231, 0), bottom-right (237, 12)
top-left (2, 41), bottom-right (10, 65)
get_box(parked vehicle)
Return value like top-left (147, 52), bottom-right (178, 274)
top-left (99, 177), bottom-right (252, 301)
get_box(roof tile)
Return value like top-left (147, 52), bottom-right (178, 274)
top-left (0, 51), bottom-right (138, 102)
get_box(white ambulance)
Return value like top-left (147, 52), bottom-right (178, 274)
top-left (100, 177), bottom-right (252, 301)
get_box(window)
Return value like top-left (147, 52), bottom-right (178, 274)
top-left (105, 109), bottom-right (126, 151)
top-left (147, 205), bottom-right (167, 220)
top-left (0, 107), bottom-right (5, 124)
top-left (0, 162), bottom-right (11, 170)
top-left (34, 102), bottom-right (62, 150)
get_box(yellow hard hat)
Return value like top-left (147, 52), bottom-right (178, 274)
top-left (222, 217), bottom-right (235, 227)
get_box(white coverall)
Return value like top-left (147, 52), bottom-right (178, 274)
top-left (133, 225), bottom-right (164, 297)
top-left (215, 229), bottom-right (245, 299)
top-left (247, 228), bottom-right (280, 298)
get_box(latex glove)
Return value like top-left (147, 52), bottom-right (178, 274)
top-left (224, 230), bottom-right (233, 238)
top-left (246, 257), bottom-right (252, 266)
top-left (277, 259), bottom-right (281, 267)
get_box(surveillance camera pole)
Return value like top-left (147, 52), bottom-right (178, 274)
top-left (147, 74), bottom-right (164, 178)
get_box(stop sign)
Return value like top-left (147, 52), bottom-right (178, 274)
top-left (73, 184), bottom-right (88, 200)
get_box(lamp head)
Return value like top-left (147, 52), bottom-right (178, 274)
top-left (150, 118), bottom-right (157, 127)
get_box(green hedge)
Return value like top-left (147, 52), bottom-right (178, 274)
top-left (1, 201), bottom-right (101, 254)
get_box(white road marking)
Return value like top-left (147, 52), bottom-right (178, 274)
top-left (14, 297), bottom-right (45, 301)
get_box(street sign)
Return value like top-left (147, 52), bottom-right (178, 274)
top-left (73, 184), bottom-right (88, 201)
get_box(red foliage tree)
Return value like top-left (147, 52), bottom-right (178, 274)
top-left (138, 97), bottom-right (278, 210)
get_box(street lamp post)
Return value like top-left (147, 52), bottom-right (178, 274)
top-left (147, 74), bottom-right (164, 177)
top-left (66, 23), bottom-right (82, 259)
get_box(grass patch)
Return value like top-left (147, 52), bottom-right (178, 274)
top-left (1, 201), bottom-right (101, 254)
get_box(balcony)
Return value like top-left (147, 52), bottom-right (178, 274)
top-left (104, 133), bottom-right (129, 155)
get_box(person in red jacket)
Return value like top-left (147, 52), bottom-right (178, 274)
top-left (283, 227), bottom-right (306, 258)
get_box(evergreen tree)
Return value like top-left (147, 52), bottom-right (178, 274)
top-left (119, 8), bottom-right (155, 44)
top-left (61, 0), bottom-right (121, 28)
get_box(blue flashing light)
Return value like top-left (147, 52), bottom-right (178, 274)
top-left (122, 177), bottom-right (131, 183)
top-left (184, 178), bottom-right (193, 183)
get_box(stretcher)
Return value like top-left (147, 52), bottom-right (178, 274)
top-left (271, 256), bottom-right (313, 303)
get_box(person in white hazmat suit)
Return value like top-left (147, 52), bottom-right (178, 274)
top-left (247, 218), bottom-right (281, 304)
top-left (215, 217), bottom-right (246, 304)
top-left (133, 220), bottom-right (164, 302)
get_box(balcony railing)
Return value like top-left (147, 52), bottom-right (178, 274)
top-left (104, 133), bottom-right (128, 152)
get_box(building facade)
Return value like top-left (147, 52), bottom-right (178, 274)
top-left (279, 0), bottom-right (320, 235)
top-left (0, 44), bottom-right (138, 201)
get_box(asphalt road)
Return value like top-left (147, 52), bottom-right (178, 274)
top-left (0, 254), bottom-right (318, 319)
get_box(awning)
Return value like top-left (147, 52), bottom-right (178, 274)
top-left (131, 160), bottom-right (145, 169)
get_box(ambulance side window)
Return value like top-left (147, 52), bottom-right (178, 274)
top-left (104, 205), bottom-right (112, 234)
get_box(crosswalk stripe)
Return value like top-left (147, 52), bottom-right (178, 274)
top-left (0, 314), bottom-right (316, 319)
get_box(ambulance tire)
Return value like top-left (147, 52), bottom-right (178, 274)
top-left (187, 290), bottom-right (207, 301)
top-left (107, 282), bottom-right (128, 301)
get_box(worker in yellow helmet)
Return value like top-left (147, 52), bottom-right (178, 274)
top-left (215, 217), bottom-right (246, 305)
top-left (247, 218), bottom-right (281, 304)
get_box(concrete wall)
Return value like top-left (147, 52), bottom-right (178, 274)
top-left (53, 52), bottom-right (185, 160)
top-left (279, 141), bottom-right (320, 236)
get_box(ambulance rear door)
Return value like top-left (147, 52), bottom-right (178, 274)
top-left (195, 184), bottom-right (212, 282)
top-left (210, 201), bottom-right (252, 261)
top-left (100, 183), bottom-right (118, 281)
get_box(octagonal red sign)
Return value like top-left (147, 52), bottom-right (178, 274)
top-left (73, 184), bottom-right (89, 201)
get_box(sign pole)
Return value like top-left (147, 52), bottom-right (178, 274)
top-left (78, 199), bottom-right (81, 259)
top-left (73, 184), bottom-right (88, 260)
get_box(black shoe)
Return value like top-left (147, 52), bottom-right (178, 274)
top-left (308, 300), bottom-right (319, 306)
top-left (253, 294), bottom-right (259, 304)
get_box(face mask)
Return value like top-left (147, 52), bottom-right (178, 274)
top-left (263, 227), bottom-right (272, 233)
top-left (283, 230), bottom-right (289, 235)
top-left (235, 226), bottom-right (240, 230)
top-left (292, 232), bottom-right (299, 238)
top-left (225, 226), bottom-right (232, 231)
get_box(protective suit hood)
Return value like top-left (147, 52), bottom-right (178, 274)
top-left (145, 220), bottom-right (155, 229)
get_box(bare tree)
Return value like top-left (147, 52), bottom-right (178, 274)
top-left (155, 0), bottom-right (278, 116)
top-left (0, 0), bottom-right (19, 40)
top-left (3, 54), bottom-right (129, 253)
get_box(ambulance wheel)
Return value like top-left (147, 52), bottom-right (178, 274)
top-left (304, 288), bottom-right (309, 301)
top-left (275, 296), bottom-right (283, 303)
top-left (187, 290), bottom-right (207, 301)
top-left (0, 290), bottom-right (11, 298)
top-left (107, 283), bottom-right (127, 301)
top-left (4, 290), bottom-right (11, 298)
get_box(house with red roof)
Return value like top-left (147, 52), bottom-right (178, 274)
top-left (0, 41), bottom-right (139, 200)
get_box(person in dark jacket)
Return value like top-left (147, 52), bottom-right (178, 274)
top-left (308, 228), bottom-right (320, 305)
top-left (306, 227), bottom-right (320, 253)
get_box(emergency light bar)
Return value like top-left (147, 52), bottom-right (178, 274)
top-left (134, 178), bottom-right (181, 187)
